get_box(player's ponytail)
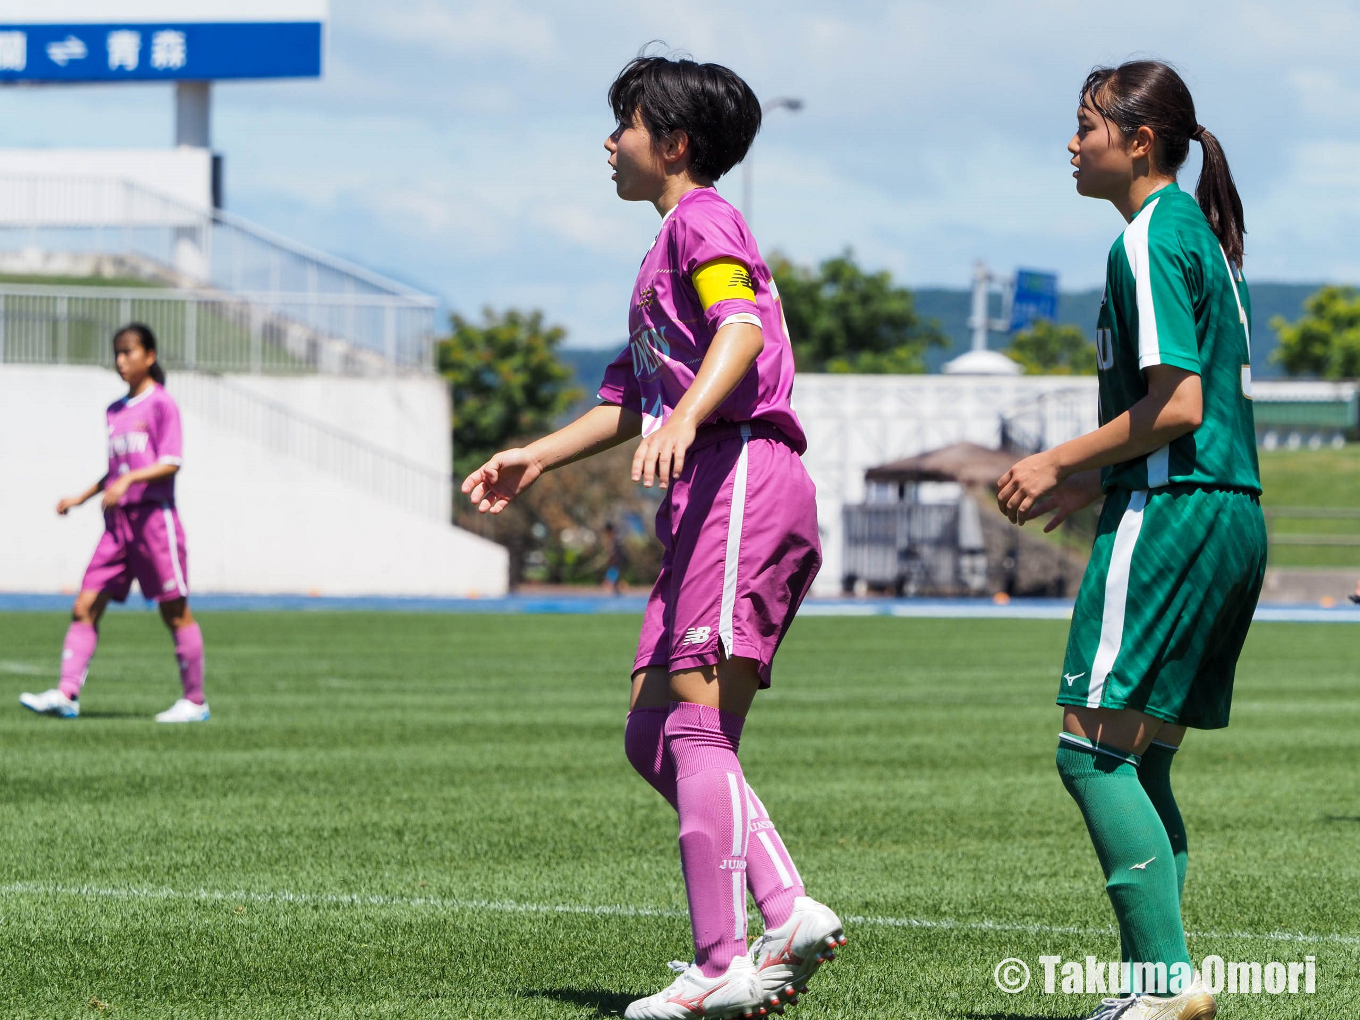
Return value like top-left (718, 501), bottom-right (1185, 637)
top-left (1192, 126), bottom-right (1245, 267)
top-left (114, 322), bottom-right (166, 385)
top-left (1082, 60), bottom-right (1246, 266)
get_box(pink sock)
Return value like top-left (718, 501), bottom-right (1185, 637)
top-left (627, 706), bottom-right (805, 929)
top-left (742, 784), bottom-right (805, 929)
top-left (665, 702), bottom-right (749, 978)
top-left (59, 622), bottom-right (98, 699)
top-left (625, 707), bottom-right (678, 805)
top-left (173, 623), bottom-right (205, 705)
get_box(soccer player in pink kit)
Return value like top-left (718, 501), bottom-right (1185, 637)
top-left (20, 324), bottom-right (209, 724)
top-left (462, 56), bottom-right (843, 1020)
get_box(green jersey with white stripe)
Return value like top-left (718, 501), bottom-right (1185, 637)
top-left (1095, 182), bottom-right (1261, 493)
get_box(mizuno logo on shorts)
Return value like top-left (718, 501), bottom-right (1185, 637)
top-left (682, 626), bottom-right (712, 645)
top-left (1064, 672), bottom-right (1086, 686)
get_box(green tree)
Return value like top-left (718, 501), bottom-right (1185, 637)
top-left (436, 308), bottom-right (581, 478)
top-left (770, 251), bottom-right (948, 373)
top-left (1007, 319), bottom-right (1097, 375)
top-left (1271, 286), bottom-right (1360, 379)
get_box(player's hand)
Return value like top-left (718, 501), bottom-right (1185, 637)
top-left (1024, 473), bottom-right (1104, 533)
top-left (56, 496), bottom-right (80, 516)
top-left (632, 415), bottom-right (697, 490)
top-left (997, 451), bottom-right (1067, 526)
top-left (100, 477), bottom-right (130, 510)
top-left (461, 449), bottom-right (542, 514)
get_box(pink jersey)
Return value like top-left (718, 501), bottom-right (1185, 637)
top-left (105, 384), bottom-right (183, 506)
top-left (597, 187), bottom-right (806, 453)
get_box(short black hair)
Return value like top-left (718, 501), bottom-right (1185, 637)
top-left (608, 54), bottom-right (761, 182)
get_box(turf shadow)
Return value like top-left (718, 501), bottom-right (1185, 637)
top-left (521, 987), bottom-right (635, 1016)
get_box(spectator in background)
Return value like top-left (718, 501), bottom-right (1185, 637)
top-left (601, 521), bottom-right (628, 595)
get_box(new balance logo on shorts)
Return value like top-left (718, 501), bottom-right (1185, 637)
top-left (682, 626), bottom-right (712, 645)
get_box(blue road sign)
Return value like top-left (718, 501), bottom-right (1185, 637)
top-left (0, 22), bottom-right (321, 82)
top-left (1009, 269), bottom-right (1060, 333)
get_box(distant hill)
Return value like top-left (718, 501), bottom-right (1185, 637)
top-left (559, 282), bottom-right (1327, 395)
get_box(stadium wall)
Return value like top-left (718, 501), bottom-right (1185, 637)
top-left (796, 375), bottom-right (1101, 595)
top-left (0, 365), bottom-right (508, 597)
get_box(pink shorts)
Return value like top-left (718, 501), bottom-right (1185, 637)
top-left (82, 504), bottom-right (190, 603)
top-left (634, 421), bottom-right (821, 687)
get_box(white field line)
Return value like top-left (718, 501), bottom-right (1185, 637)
top-left (1, 881), bottom-right (1357, 947)
top-left (0, 660), bottom-right (45, 676)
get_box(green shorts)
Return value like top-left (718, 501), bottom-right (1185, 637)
top-left (1059, 485), bottom-right (1267, 730)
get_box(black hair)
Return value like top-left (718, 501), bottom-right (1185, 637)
top-left (608, 52), bottom-right (761, 182)
top-left (1082, 60), bottom-right (1246, 265)
top-left (114, 322), bottom-right (166, 385)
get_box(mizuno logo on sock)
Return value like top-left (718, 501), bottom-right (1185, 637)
top-left (1130, 857), bottom-right (1156, 870)
top-left (1063, 672), bottom-right (1086, 685)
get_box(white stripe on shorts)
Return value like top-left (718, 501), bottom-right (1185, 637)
top-left (726, 772), bottom-right (743, 858)
top-left (162, 504), bottom-right (187, 597)
top-left (1086, 490), bottom-right (1148, 709)
top-left (718, 424), bottom-right (752, 658)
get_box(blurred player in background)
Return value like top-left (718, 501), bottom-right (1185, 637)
top-left (600, 521), bottom-right (629, 595)
top-left (462, 54), bottom-right (842, 1020)
top-left (997, 61), bottom-right (1263, 1020)
top-left (21, 324), bottom-right (209, 724)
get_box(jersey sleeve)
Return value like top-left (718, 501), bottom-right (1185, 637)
top-left (154, 396), bottom-right (184, 465)
top-left (597, 343), bottom-right (640, 412)
top-left (673, 203), bottom-right (762, 336)
top-left (1124, 221), bottom-right (1201, 374)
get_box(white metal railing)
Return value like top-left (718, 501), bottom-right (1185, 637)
top-left (0, 174), bottom-right (439, 371)
top-left (0, 282), bottom-right (435, 374)
top-left (998, 387), bottom-right (1097, 455)
top-left (171, 372), bottom-right (453, 522)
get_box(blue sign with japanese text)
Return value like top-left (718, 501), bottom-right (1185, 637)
top-left (0, 22), bottom-right (321, 81)
top-left (1008, 269), bottom-right (1060, 333)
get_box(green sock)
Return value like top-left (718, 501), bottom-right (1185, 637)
top-left (1138, 741), bottom-right (1188, 901)
top-left (1056, 735), bottom-right (1191, 985)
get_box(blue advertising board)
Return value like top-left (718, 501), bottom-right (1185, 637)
top-left (1008, 268), bottom-right (1059, 333)
top-left (0, 21), bottom-right (321, 81)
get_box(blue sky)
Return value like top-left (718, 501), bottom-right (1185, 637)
top-left (2, 1), bottom-right (1357, 348)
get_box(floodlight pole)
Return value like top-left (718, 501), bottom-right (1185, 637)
top-left (741, 97), bottom-right (803, 230)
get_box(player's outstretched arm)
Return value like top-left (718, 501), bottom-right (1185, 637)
top-left (997, 365), bottom-right (1202, 526)
top-left (57, 475), bottom-right (109, 516)
top-left (462, 403), bottom-right (642, 515)
top-left (632, 321), bottom-right (764, 489)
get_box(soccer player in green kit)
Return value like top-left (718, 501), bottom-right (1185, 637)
top-left (997, 61), bottom-right (1265, 1020)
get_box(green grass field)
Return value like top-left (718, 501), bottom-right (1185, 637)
top-left (0, 612), bottom-right (1356, 1019)
top-left (1258, 446), bottom-right (1360, 569)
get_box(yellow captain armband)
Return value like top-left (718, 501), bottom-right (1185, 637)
top-left (691, 257), bottom-right (757, 311)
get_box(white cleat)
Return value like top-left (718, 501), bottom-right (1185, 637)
top-left (1114, 975), bottom-right (1217, 1020)
top-left (748, 896), bottom-right (845, 1012)
top-left (155, 698), bottom-right (210, 723)
top-left (19, 688), bottom-right (79, 718)
top-left (624, 956), bottom-right (763, 1019)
